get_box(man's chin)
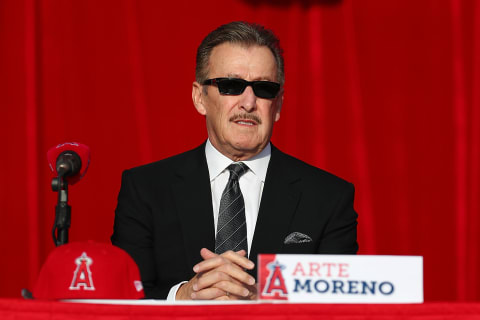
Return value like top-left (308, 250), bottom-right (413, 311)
top-left (211, 137), bottom-right (267, 160)
top-left (230, 142), bottom-right (266, 157)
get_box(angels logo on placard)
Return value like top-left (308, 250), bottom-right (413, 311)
top-left (259, 254), bottom-right (288, 300)
top-left (69, 252), bottom-right (95, 291)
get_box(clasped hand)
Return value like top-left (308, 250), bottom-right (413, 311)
top-left (176, 248), bottom-right (257, 300)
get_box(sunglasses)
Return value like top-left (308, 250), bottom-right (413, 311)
top-left (202, 78), bottom-right (281, 99)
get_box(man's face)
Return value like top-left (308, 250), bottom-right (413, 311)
top-left (192, 43), bottom-right (283, 161)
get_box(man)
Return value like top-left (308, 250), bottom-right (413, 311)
top-left (112, 21), bottom-right (358, 300)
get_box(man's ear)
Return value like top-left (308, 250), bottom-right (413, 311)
top-left (274, 89), bottom-right (284, 122)
top-left (192, 82), bottom-right (207, 115)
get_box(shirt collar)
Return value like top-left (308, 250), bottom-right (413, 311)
top-left (205, 139), bottom-right (271, 182)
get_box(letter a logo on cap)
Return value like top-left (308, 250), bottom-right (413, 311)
top-left (69, 252), bottom-right (95, 291)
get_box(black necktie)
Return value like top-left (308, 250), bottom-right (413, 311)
top-left (215, 162), bottom-right (249, 255)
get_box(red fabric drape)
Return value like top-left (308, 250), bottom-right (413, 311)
top-left (2, 299), bottom-right (480, 320)
top-left (1, 0), bottom-right (479, 301)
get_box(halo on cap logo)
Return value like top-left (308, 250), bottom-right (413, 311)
top-left (69, 252), bottom-right (95, 291)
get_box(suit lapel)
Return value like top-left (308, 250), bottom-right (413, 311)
top-left (171, 145), bottom-right (215, 270)
top-left (250, 146), bottom-right (301, 273)
top-left (170, 144), bottom-right (301, 276)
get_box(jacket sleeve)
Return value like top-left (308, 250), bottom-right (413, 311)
top-left (111, 169), bottom-right (171, 299)
top-left (317, 182), bottom-right (359, 254)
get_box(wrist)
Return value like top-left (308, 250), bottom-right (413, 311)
top-left (176, 282), bottom-right (191, 300)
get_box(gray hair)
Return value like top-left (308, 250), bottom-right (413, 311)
top-left (195, 21), bottom-right (284, 86)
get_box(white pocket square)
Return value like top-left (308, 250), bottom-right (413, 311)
top-left (284, 232), bottom-right (312, 244)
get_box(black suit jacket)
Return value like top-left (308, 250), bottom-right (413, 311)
top-left (112, 143), bottom-right (358, 299)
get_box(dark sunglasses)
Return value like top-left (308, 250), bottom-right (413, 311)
top-left (202, 78), bottom-right (281, 99)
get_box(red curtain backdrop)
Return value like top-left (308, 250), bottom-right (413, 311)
top-left (1, 0), bottom-right (479, 301)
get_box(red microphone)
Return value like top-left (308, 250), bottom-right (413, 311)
top-left (47, 142), bottom-right (90, 185)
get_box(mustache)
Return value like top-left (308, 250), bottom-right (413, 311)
top-left (229, 113), bottom-right (262, 124)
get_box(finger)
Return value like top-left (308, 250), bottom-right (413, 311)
top-left (220, 250), bottom-right (255, 270)
top-left (216, 279), bottom-right (257, 301)
top-left (219, 261), bottom-right (255, 285)
top-left (236, 249), bottom-right (247, 257)
top-left (214, 279), bottom-right (257, 300)
top-left (199, 247), bottom-right (217, 260)
top-left (195, 250), bottom-right (254, 273)
top-left (195, 262), bottom-right (255, 291)
top-left (194, 270), bottom-right (232, 291)
top-left (193, 255), bottom-right (229, 273)
top-left (207, 261), bottom-right (255, 286)
top-left (201, 247), bottom-right (246, 259)
top-left (212, 280), bottom-right (250, 298)
top-left (191, 287), bottom-right (226, 300)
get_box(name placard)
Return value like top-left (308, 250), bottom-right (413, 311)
top-left (257, 254), bottom-right (423, 303)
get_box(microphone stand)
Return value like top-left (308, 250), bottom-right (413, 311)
top-left (51, 176), bottom-right (71, 246)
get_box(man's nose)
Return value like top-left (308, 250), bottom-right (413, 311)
top-left (239, 85), bottom-right (257, 112)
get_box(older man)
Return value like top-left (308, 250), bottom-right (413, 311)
top-left (112, 21), bottom-right (358, 300)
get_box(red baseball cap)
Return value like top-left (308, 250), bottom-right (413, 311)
top-left (32, 241), bottom-right (144, 300)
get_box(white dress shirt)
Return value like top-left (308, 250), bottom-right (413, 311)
top-left (166, 139), bottom-right (271, 300)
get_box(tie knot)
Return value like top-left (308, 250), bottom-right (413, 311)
top-left (227, 162), bottom-right (249, 181)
